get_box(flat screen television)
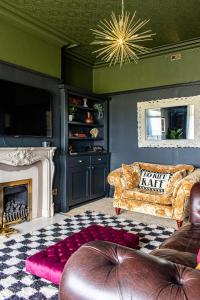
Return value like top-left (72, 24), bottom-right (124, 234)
top-left (0, 79), bottom-right (52, 137)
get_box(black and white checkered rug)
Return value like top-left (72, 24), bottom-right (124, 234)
top-left (0, 211), bottom-right (175, 300)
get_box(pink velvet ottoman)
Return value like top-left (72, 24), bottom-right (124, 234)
top-left (26, 224), bottom-right (139, 285)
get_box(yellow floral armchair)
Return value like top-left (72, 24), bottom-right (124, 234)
top-left (108, 162), bottom-right (200, 227)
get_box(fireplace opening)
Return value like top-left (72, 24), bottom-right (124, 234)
top-left (0, 179), bottom-right (32, 226)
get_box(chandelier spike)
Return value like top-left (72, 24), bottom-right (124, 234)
top-left (90, 0), bottom-right (155, 67)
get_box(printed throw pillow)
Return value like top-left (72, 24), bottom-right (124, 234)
top-left (139, 169), bottom-right (172, 193)
top-left (121, 164), bottom-right (140, 189)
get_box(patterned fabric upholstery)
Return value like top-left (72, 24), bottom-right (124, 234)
top-left (121, 164), bottom-right (140, 189)
top-left (123, 188), bottom-right (172, 205)
top-left (108, 162), bottom-right (200, 221)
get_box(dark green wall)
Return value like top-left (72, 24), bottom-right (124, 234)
top-left (0, 18), bottom-right (61, 78)
top-left (1, 13), bottom-right (200, 94)
top-left (64, 56), bottom-right (93, 91)
top-left (93, 48), bottom-right (200, 93)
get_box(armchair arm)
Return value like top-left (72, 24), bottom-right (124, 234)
top-left (107, 168), bottom-right (124, 199)
top-left (59, 241), bottom-right (200, 300)
top-left (107, 167), bottom-right (123, 186)
top-left (172, 169), bottom-right (200, 221)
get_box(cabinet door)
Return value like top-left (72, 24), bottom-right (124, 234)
top-left (69, 166), bottom-right (90, 206)
top-left (90, 164), bottom-right (108, 199)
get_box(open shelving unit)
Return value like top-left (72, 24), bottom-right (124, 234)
top-left (59, 85), bottom-right (111, 212)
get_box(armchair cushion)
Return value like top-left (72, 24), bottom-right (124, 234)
top-left (123, 188), bottom-right (172, 205)
top-left (165, 170), bottom-right (187, 194)
top-left (121, 164), bottom-right (140, 189)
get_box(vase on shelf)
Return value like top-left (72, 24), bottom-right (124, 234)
top-left (83, 98), bottom-right (88, 107)
top-left (69, 115), bottom-right (73, 122)
top-left (85, 112), bottom-right (93, 124)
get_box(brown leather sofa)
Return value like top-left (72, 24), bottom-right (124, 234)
top-left (59, 182), bottom-right (200, 300)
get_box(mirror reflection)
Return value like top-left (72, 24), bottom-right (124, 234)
top-left (146, 105), bottom-right (194, 140)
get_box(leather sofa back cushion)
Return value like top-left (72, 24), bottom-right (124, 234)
top-left (121, 164), bottom-right (140, 189)
top-left (139, 169), bottom-right (172, 193)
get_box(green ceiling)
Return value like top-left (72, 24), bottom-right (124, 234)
top-left (5, 0), bottom-right (200, 66)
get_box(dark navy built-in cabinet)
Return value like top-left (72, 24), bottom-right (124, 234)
top-left (69, 154), bottom-right (109, 206)
top-left (59, 85), bottom-right (111, 211)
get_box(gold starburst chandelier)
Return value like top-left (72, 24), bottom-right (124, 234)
top-left (91, 0), bottom-right (155, 67)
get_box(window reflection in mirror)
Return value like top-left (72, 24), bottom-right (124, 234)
top-left (146, 105), bottom-right (194, 140)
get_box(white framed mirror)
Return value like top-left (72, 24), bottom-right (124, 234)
top-left (137, 96), bottom-right (200, 147)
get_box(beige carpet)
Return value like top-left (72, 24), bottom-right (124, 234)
top-left (65, 197), bottom-right (179, 229)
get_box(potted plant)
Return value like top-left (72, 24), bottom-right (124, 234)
top-left (68, 105), bottom-right (77, 121)
top-left (167, 128), bottom-right (183, 139)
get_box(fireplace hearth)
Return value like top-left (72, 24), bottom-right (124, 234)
top-left (0, 179), bottom-right (32, 237)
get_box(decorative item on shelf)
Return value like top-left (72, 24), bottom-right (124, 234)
top-left (93, 103), bottom-right (104, 119)
top-left (85, 112), bottom-right (93, 124)
top-left (90, 128), bottom-right (99, 138)
top-left (85, 145), bottom-right (93, 152)
top-left (69, 105), bottom-right (77, 122)
top-left (69, 97), bottom-right (81, 106)
top-left (74, 133), bottom-right (87, 138)
top-left (69, 145), bottom-right (78, 155)
top-left (92, 145), bottom-right (104, 152)
top-left (42, 141), bottom-right (51, 147)
top-left (83, 98), bottom-right (88, 108)
top-left (69, 130), bottom-right (72, 137)
top-left (69, 145), bottom-right (73, 154)
top-left (85, 145), bottom-right (104, 152)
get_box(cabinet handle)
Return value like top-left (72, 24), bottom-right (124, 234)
top-left (91, 166), bottom-right (94, 169)
top-left (98, 158), bottom-right (102, 161)
top-left (78, 160), bottom-right (83, 163)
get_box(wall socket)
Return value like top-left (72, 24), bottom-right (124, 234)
top-left (52, 188), bottom-right (58, 196)
top-left (170, 52), bottom-right (182, 61)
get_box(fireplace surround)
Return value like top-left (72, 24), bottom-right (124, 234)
top-left (0, 147), bottom-right (56, 236)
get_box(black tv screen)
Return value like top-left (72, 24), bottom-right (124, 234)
top-left (0, 79), bottom-right (52, 137)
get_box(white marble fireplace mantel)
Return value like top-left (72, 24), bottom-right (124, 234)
top-left (0, 147), bottom-right (56, 218)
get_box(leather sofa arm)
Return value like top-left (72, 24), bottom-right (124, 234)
top-left (172, 169), bottom-right (200, 221)
top-left (59, 241), bottom-right (200, 300)
top-left (190, 181), bottom-right (200, 224)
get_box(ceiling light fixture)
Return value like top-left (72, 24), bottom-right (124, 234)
top-left (91, 0), bottom-right (155, 67)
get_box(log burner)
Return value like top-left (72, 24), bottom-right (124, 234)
top-left (0, 179), bottom-right (32, 237)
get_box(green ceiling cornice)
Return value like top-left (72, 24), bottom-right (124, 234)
top-left (0, 0), bottom-right (80, 47)
top-left (64, 51), bottom-right (94, 68)
top-left (93, 38), bottom-right (200, 69)
top-left (65, 37), bottom-right (200, 69)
